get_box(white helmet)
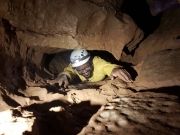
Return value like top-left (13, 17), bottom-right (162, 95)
top-left (70, 49), bottom-right (91, 67)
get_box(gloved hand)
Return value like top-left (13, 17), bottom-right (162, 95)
top-left (110, 67), bottom-right (133, 83)
top-left (47, 74), bottom-right (69, 88)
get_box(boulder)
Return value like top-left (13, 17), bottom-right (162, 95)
top-left (132, 49), bottom-right (180, 90)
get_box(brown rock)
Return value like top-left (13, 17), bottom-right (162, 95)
top-left (0, 0), bottom-right (143, 60)
top-left (132, 49), bottom-right (180, 90)
top-left (122, 8), bottom-right (180, 64)
top-left (78, 94), bottom-right (180, 135)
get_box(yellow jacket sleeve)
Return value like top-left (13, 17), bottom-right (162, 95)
top-left (62, 65), bottom-right (77, 80)
top-left (93, 56), bottom-right (119, 76)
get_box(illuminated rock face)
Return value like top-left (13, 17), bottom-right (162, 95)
top-left (0, 107), bottom-right (35, 135)
top-left (79, 95), bottom-right (180, 135)
top-left (0, 0), bottom-right (143, 60)
top-left (132, 49), bottom-right (180, 90)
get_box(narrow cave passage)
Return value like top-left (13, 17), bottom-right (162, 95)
top-left (42, 50), bottom-right (120, 76)
top-left (0, 0), bottom-right (180, 135)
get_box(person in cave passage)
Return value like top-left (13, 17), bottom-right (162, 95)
top-left (48, 49), bottom-right (133, 88)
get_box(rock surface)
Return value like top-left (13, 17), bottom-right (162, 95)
top-left (122, 8), bottom-right (180, 65)
top-left (131, 49), bottom-right (180, 90)
top-left (0, 107), bottom-right (35, 135)
top-left (0, 79), bottom-right (180, 135)
top-left (0, 0), bottom-right (143, 60)
top-left (0, 0), bottom-right (180, 135)
top-left (79, 93), bottom-right (180, 135)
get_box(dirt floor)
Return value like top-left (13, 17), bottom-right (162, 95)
top-left (0, 78), bottom-right (180, 135)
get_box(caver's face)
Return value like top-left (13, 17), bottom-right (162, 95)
top-left (75, 61), bottom-right (93, 79)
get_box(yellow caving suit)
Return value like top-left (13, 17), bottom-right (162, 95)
top-left (63, 56), bottom-right (119, 82)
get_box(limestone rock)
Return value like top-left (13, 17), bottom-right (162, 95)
top-left (78, 94), bottom-right (180, 135)
top-left (122, 8), bottom-right (180, 64)
top-left (132, 49), bottom-right (180, 90)
top-left (0, 0), bottom-right (143, 60)
top-left (0, 107), bottom-right (35, 135)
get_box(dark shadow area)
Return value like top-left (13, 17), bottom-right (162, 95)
top-left (0, 52), bottom-right (27, 92)
top-left (122, 39), bottom-right (144, 56)
top-left (119, 62), bottom-right (138, 81)
top-left (2, 94), bottom-right (20, 107)
top-left (27, 60), bottom-right (54, 81)
top-left (0, 19), bottom-right (27, 93)
top-left (40, 83), bottom-right (68, 95)
top-left (139, 86), bottom-right (180, 99)
top-left (176, 35), bottom-right (180, 40)
top-left (23, 100), bottom-right (101, 135)
top-left (121, 0), bottom-right (162, 37)
top-left (41, 50), bottom-right (72, 76)
top-left (120, 0), bottom-right (162, 56)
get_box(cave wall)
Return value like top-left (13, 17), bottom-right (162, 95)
top-left (0, 1), bottom-right (180, 132)
top-left (0, 19), bottom-right (25, 91)
top-left (132, 49), bottom-right (180, 90)
top-left (0, 0), bottom-right (144, 90)
top-left (0, 0), bottom-right (179, 91)
top-left (121, 8), bottom-right (180, 65)
top-left (0, 0), bottom-right (143, 60)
